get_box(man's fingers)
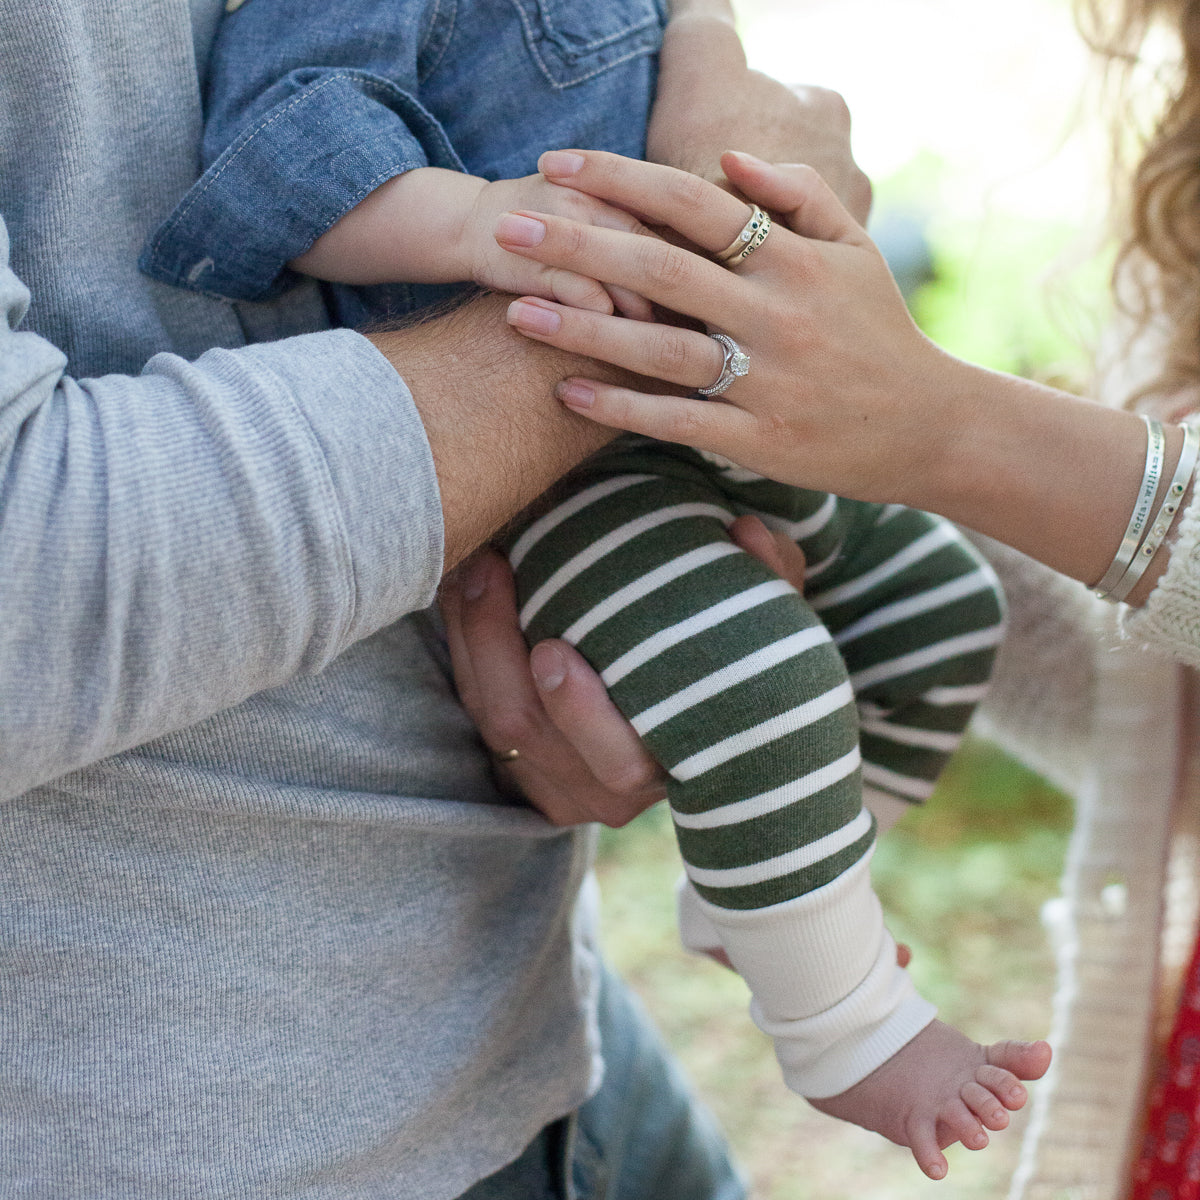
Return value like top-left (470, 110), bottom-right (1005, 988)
top-left (728, 514), bottom-right (806, 589)
top-left (530, 640), bottom-right (665, 808)
top-left (450, 550), bottom-right (551, 757)
top-left (439, 561), bottom-right (484, 718)
top-left (442, 548), bottom-right (665, 829)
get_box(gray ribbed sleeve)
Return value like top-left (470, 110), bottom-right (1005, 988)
top-left (0, 220), bottom-right (443, 799)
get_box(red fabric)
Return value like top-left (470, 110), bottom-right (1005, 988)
top-left (1130, 932), bottom-right (1200, 1200)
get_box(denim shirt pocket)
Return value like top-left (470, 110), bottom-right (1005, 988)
top-left (510, 0), bottom-right (663, 88)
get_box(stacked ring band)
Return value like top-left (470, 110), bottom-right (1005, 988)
top-left (715, 205), bottom-right (772, 267)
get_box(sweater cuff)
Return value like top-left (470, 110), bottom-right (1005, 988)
top-left (218, 328), bottom-right (444, 641)
top-left (681, 848), bottom-right (936, 1097)
top-left (140, 70), bottom-right (464, 301)
top-left (762, 934), bottom-right (937, 1098)
top-left (1122, 496), bottom-right (1200, 668)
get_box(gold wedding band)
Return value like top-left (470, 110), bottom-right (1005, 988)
top-left (715, 205), bottom-right (771, 267)
top-left (494, 748), bottom-right (521, 762)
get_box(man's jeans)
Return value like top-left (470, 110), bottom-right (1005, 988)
top-left (458, 963), bottom-right (747, 1200)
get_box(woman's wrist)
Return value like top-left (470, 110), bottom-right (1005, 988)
top-left (919, 357), bottom-right (1167, 591)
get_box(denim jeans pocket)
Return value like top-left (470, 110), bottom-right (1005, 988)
top-left (510, 0), bottom-right (661, 88)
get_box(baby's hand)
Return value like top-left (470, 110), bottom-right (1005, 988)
top-left (809, 1021), bottom-right (1052, 1181)
top-left (465, 174), bottom-right (653, 318)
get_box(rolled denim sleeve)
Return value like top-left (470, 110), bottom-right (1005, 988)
top-left (0, 215), bottom-right (444, 799)
top-left (140, 68), bottom-right (463, 300)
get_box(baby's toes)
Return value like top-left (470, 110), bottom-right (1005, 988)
top-left (961, 1080), bottom-right (1010, 1131)
top-left (907, 1120), bottom-right (950, 1181)
top-left (977, 1063), bottom-right (1028, 1111)
top-left (987, 1038), bottom-right (1052, 1083)
top-left (938, 1101), bottom-right (989, 1153)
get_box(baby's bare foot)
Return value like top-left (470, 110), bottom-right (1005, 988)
top-left (808, 1021), bottom-right (1051, 1180)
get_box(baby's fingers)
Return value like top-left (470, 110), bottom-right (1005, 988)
top-left (549, 269), bottom-right (614, 314)
top-left (606, 283), bottom-right (654, 321)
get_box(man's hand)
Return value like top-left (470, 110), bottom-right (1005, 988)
top-left (646, 12), bottom-right (872, 223)
top-left (439, 516), bottom-right (810, 827)
top-left (440, 548), bottom-right (666, 827)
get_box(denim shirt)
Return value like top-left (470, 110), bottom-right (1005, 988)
top-left (140, 0), bottom-right (665, 318)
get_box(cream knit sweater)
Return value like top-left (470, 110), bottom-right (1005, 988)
top-left (973, 471), bottom-right (1200, 1199)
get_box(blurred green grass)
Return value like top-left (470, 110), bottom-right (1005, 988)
top-left (596, 739), bottom-right (1073, 1199)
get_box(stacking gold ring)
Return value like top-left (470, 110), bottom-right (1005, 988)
top-left (493, 748), bottom-right (521, 762)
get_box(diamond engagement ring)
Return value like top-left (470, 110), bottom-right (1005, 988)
top-left (697, 333), bottom-right (750, 397)
top-left (715, 205), bottom-right (772, 267)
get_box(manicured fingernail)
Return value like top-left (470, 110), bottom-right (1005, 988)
top-left (555, 380), bottom-right (594, 410)
top-left (530, 643), bottom-right (567, 691)
top-left (507, 299), bottom-right (561, 335)
top-left (462, 556), bottom-right (490, 601)
top-left (540, 150), bottom-right (585, 177)
top-left (495, 212), bottom-right (546, 247)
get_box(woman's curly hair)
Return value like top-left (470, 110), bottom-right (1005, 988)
top-left (1076, 0), bottom-right (1200, 402)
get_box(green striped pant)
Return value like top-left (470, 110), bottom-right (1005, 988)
top-left (506, 441), bottom-right (1005, 915)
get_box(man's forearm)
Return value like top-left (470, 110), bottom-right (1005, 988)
top-left (647, 14), bottom-right (871, 221)
top-left (368, 292), bottom-right (621, 571)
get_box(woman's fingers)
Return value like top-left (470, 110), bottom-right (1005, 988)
top-left (496, 209), bottom-right (741, 322)
top-left (506, 297), bottom-right (726, 390)
top-left (553, 376), bottom-right (758, 453)
top-left (720, 151), bottom-right (869, 245)
top-left (540, 149), bottom-right (756, 254)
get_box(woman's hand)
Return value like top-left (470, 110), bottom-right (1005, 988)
top-left (495, 148), bottom-right (956, 508)
top-left (439, 517), bottom-right (808, 827)
top-left (495, 148), bottom-right (1160, 603)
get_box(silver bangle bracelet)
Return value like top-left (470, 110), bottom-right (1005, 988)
top-left (1106, 421), bottom-right (1200, 604)
top-left (1094, 415), bottom-right (1166, 599)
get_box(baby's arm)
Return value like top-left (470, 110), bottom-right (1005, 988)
top-left (290, 167), bottom-right (651, 316)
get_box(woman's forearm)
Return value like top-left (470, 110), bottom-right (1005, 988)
top-left (916, 356), bottom-right (1186, 602)
top-left (492, 149), bottom-right (1192, 610)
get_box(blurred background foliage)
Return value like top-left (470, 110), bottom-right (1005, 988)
top-left (596, 743), bottom-right (1072, 1199)
top-left (592, 0), bottom-right (1120, 1194)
